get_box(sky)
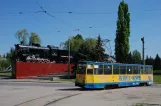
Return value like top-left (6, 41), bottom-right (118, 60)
top-left (0, 0), bottom-right (161, 58)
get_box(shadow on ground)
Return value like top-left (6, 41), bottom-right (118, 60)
top-left (57, 85), bottom-right (148, 92)
top-left (134, 103), bottom-right (161, 106)
top-left (57, 88), bottom-right (103, 91)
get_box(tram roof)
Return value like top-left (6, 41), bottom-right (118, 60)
top-left (79, 61), bottom-right (152, 67)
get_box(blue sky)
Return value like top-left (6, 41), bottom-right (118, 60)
top-left (0, 0), bottom-right (161, 58)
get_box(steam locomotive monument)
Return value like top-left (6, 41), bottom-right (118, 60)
top-left (12, 43), bottom-right (77, 79)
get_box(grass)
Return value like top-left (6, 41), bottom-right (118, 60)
top-left (153, 75), bottom-right (161, 84)
top-left (0, 71), bottom-right (12, 77)
top-left (133, 104), bottom-right (144, 106)
top-left (153, 70), bottom-right (161, 84)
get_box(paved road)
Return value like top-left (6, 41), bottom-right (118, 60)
top-left (1, 80), bottom-right (161, 106)
top-left (0, 80), bottom-right (79, 106)
top-left (0, 80), bottom-right (75, 87)
top-left (149, 84), bottom-right (161, 88)
top-left (0, 80), bottom-right (161, 88)
top-left (50, 86), bottom-right (161, 106)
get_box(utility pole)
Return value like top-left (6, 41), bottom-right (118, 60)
top-left (141, 37), bottom-right (145, 65)
top-left (68, 38), bottom-right (71, 77)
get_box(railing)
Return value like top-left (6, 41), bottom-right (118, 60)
top-left (2, 65), bottom-right (12, 72)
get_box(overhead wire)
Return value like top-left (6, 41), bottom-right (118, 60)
top-left (1, 6), bottom-right (161, 15)
top-left (36, 0), bottom-right (86, 34)
top-left (0, 11), bottom-right (44, 15)
top-left (1, 7), bottom-right (161, 16)
top-left (1, 1), bottom-right (161, 35)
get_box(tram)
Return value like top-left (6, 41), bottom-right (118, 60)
top-left (75, 61), bottom-right (153, 89)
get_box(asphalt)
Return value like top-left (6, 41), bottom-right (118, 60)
top-left (1, 80), bottom-right (161, 106)
top-left (0, 79), bottom-right (161, 88)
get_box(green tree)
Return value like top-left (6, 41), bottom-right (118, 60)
top-left (79, 38), bottom-right (97, 61)
top-left (146, 55), bottom-right (149, 65)
top-left (15, 29), bottom-right (29, 45)
top-left (154, 54), bottom-right (161, 70)
top-left (1, 60), bottom-right (10, 69)
top-left (0, 47), bottom-right (15, 71)
top-left (115, 0), bottom-right (130, 63)
top-left (127, 52), bottom-right (133, 63)
top-left (0, 62), bottom-right (1, 71)
top-left (132, 50), bottom-right (141, 64)
top-left (62, 34), bottom-right (84, 52)
top-left (29, 32), bottom-right (41, 45)
top-left (149, 56), bottom-right (155, 66)
top-left (3, 54), bottom-right (5, 58)
top-left (0, 56), bottom-right (1, 71)
top-left (93, 34), bottom-right (105, 62)
top-left (146, 56), bottom-right (155, 66)
top-left (7, 47), bottom-right (15, 63)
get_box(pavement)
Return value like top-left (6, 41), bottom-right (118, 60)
top-left (0, 79), bottom-right (74, 88)
top-left (1, 80), bottom-right (161, 106)
top-left (54, 87), bottom-right (161, 106)
top-left (0, 85), bottom-right (81, 106)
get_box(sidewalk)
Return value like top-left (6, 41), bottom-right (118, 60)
top-left (0, 78), bottom-right (75, 83)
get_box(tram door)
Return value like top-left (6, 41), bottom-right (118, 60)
top-left (86, 64), bottom-right (94, 84)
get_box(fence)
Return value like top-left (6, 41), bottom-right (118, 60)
top-left (12, 62), bottom-right (74, 79)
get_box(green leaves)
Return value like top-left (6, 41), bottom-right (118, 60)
top-left (93, 35), bottom-right (105, 62)
top-left (132, 50), bottom-right (141, 64)
top-left (63, 34), bottom-right (84, 53)
top-left (154, 54), bottom-right (161, 70)
top-left (61, 34), bottom-right (108, 62)
top-left (115, 1), bottom-right (130, 63)
top-left (0, 47), bottom-right (14, 71)
top-left (15, 29), bottom-right (29, 45)
top-left (127, 50), bottom-right (141, 64)
top-left (29, 32), bottom-right (41, 45)
top-left (15, 29), bottom-right (41, 45)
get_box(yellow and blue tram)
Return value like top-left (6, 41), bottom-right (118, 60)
top-left (75, 61), bottom-right (153, 89)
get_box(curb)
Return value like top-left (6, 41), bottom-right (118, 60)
top-left (0, 79), bottom-right (75, 83)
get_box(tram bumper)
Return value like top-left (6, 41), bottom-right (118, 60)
top-left (75, 81), bottom-right (85, 88)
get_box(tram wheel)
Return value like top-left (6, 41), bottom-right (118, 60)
top-left (103, 85), bottom-right (108, 90)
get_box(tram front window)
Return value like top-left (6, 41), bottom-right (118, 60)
top-left (77, 64), bottom-right (86, 74)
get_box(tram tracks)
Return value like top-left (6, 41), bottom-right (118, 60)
top-left (15, 92), bottom-right (82, 106)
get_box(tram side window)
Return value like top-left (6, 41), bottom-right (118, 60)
top-left (113, 66), bottom-right (119, 74)
top-left (87, 69), bottom-right (93, 75)
top-left (104, 65), bottom-right (112, 74)
top-left (119, 66), bottom-right (126, 74)
top-left (144, 67), bottom-right (149, 74)
top-left (133, 66), bottom-right (139, 74)
top-left (127, 66), bottom-right (132, 74)
top-left (150, 67), bottom-right (153, 74)
top-left (147, 67), bottom-right (150, 74)
top-left (148, 67), bottom-right (152, 74)
top-left (140, 66), bottom-right (143, 74)
top-left (94, 65), bottom-right (103, 75)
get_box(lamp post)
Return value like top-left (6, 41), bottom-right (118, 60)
top-left (141, 37), bottom-right (145, 65)
top-left (68, 36), bottom-right (73, 77)
top-left (68, 38), bottom-right (71, 77)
